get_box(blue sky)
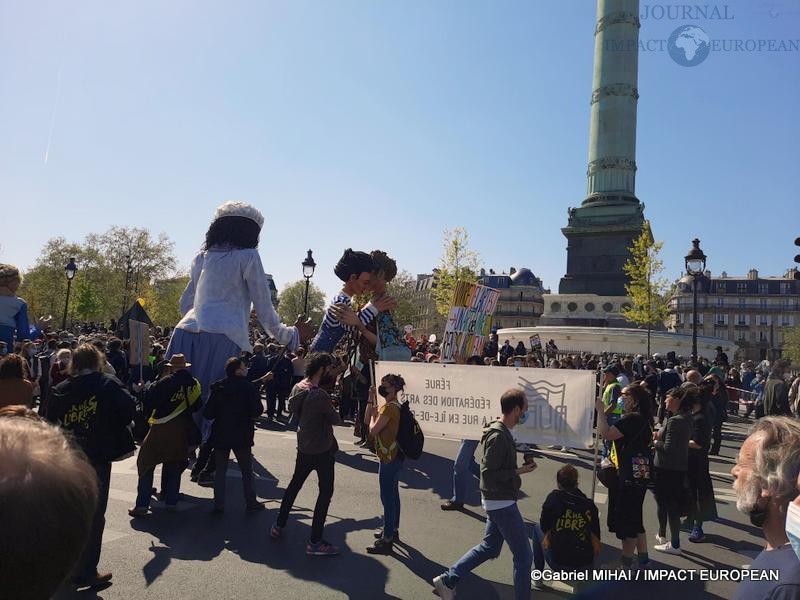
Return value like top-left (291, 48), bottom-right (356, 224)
top-left (1, 1), bottom-right (798, 300)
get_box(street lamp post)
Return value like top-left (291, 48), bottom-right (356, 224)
top-left (684, 239), bottom-right (707, 367)
top-left (62, 258), bottom-right (78, 330)
top-left (302, 250), bottom-right (316, 316)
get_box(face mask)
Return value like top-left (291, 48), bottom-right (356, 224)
top-left (518, 410), bottom-right (529, 425)
top-left (378, 385), bottom-right (389, 398)
top-left (786, 502), bottom-right (800, 560)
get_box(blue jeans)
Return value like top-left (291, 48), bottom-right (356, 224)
top-left (135, 463), bottom-right (184, 508)
top-left (447, 503), bottom-right (532, 600)
top-left (378, 457), bottom-right (402, 538)
top-left (451, 439), bottom-right (480, 503)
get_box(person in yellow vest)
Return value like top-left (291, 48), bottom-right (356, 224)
top-left (129, 354), bottom-right (201, 516)
top-left (601, 365), bottom-right (624, 458)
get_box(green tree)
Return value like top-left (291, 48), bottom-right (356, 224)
top-left (433, 227), bottom-right (481, 318)
top-left (17, 228), bottom-right (176, 328)
top-left (784, 326), bottom-right (800, 366)
top-left (278, 280), bottom-right (326, 328)
top-left (386, 270), bottom-right (417, 329)
top-left (145, 276), bottom-right (190, 327)
top-left (621, 221), bottom-right (672, 357)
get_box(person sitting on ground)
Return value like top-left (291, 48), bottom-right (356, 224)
top-left (0, 408), bottom-right (99, 600)
top-left (532, 464), bottom-right (599, 580)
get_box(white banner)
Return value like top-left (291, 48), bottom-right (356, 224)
top-left (374, 362), bottom-right (597, 448)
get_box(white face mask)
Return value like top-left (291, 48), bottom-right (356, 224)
top-left (786, 501), bottom-right (800, 561)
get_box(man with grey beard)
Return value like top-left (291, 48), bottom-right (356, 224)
top-left (731, 417), bottom-right (800, 600)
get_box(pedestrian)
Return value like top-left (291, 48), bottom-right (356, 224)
top-left (763, 363), bottom-right (791, 417)
top-left (599, 365), bottom-right (623, 457)
top-left (652, 387), bottom-right (693, 555)
top-left (0, 353), bottom-right (34, 409)
top-left (203, 356), bottom-right (265, 513)
top-left (271, 352), bottom-right (340, 556)
top-left (594, 383), bottom-right (654, 569)
top-left (365, 373), bottom-right (407, 555)
top-left (703, 374), bottom-right (728, 455)
top-left (433, 389), bottom-right (535, 600)
top-left (731, 417), bottom-right (800, 600)
top-left (685, 385), bottom-right (717, 542)
top-left (726, 368), bottom-right (743, 416)
top-left (0, 409), bottom-right (99, 600)
top-left (532, 464), bottom-right (599, 582)
top-left (49, 344), bottom-right (136, 589)
top-left (128, 354), bottom-right (202, 517)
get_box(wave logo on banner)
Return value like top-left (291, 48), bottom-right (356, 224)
top-left (518, 376), bottom-right (568, 433)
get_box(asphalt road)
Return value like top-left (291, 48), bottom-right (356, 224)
top-left (52, 417), bottom-right (763, 600)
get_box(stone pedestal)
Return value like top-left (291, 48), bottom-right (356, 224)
top-left (539, 293), bottom-right (632, 328)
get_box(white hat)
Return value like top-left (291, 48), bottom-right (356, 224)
top-left (212, 201), bottom-right (264, 228)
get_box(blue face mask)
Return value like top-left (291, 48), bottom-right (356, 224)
top-left (518, 410), bottom-right (529, 425)
top-left (786, 502), bottom-right (800, 561)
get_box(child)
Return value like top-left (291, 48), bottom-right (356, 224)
top-left (0, 264), bottom-right (30, 349)
top-left (309, 249), bottom-right (393, 353)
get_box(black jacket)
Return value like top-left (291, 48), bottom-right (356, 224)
top-left (143, 369), bottom-right (202, 421)
top-left (50, 372), bottom-right (136, 463)
top-left (540, 488), bottom-right (600, 567)
top-left (204, 375), bottom-right (263, 448)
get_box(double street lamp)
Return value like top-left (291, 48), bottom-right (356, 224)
top-left (684, 239), bottom-right (707, 366)
top-left (62, 257), bottom-right (78, 330)
top-left (302, 250), bottom-right (316, 316)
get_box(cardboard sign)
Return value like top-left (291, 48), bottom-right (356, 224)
top-left (441, 281), bottom-right (500, 363)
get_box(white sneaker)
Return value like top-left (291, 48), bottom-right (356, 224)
top-left (432, 575), bottom-right (456, 600)
top-left (654, 534), bottom-right (667, 545)
top-left (654, 542), bottom-right (682, 556)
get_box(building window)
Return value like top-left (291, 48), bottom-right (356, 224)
top-left (737, 283), bottom-right (747, 294)
top-left (783, 315), bottom-right (794, 327)
top-left (603, 302), bottom-right (614, 312)
top-left (781, 282), bottom-right (791, 294)
top-left (550, 302), bottom-right (561, 312)
top-left (715, 314), bottom-right (728, 326)
top-left (760, 298), bottom-right (768, 309)
top-left (738, 297), bottom-right (746, 309)
top-left (717, 283), bottom-right (726, 294)
top-left (717, 297), bottom-right (724, 307)
top-left (585, 302), bottom-right (595, 312)
top-left (759, 283), bottom-right (769, 294)
top-left (519, 291), bottom-right (523, 301)
top-left (567, 302), bottom-right (578, 312)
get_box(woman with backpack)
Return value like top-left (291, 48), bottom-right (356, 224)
top-left (365, 373), bottom-right (406, 555)
top-left (595, 382), bottom-right (654, 569)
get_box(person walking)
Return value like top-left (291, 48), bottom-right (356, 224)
top-left (704, 374), bottom-right (728, 455)
top-left (271, 353), bottom-right (340, 556)
top-left (365, 373), bottom-right (407, 555)
top-left (204, 357), bottom-right (265, 513)
top-left (652, 387), bottom-right (693, 556)
top-left (49, 344), bottom-right (136, 589)
top-left (433, 389), bottom-right (535, 600)
top-left (685, 386), bottom-right (717, 541)
top-left (129, 354), bottom-right (202, 516)
top-left (0, 353), bottom-right (34, 409)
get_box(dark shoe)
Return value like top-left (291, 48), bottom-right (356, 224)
top-left (366, 537), bottom-right (393, 555)
top-left (270, 522), bottom-right (282, 539)
top-left (128, 506), bottom-right (149, 518)
top-left (246, 501), bottom-right (266, 512)
top-left (306, 539), bottom-right (340, 556)
top-left (689, 527), bottom-right (705, 543)
top-left (73, 572), bottom-right (113, 589)
top-left (190, 471), bottom-right (200, 482)
top-left (440, 500), bottom-right (463, 511)
top-left (197, 472), bottom-right (215, 487)
top-left (373, 528), bottom-right (399, 541)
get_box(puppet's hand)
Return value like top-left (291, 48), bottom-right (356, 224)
top-left (373, 295), bottom-right (397, 313)
top-left (294, 316), bottom-right (315, 343)
top-left (330, 303), bottom-right (360, 327)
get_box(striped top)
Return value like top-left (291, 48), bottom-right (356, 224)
top-left (310, 292), bottom-right (378, 353)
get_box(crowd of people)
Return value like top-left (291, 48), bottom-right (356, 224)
top-left (2, 201), bottom-right (800, 599)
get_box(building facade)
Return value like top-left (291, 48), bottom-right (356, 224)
top-left (669, 268), bottom-right (800, 361)
top-left (409, 267), bottom-right (547, 335)
top-left (479, 268), bottom-right (547, 330)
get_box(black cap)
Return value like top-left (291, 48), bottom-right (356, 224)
top-left (603, 364), bottom-right (620, 376)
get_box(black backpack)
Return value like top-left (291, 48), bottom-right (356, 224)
top-left (396, 401), bottom-right (424, 459)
